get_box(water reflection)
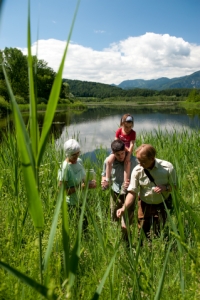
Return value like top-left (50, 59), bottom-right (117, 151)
top-left (1, 107), bottom-right (199, 152)
top-left (57, 107), bottom-right (200, 153)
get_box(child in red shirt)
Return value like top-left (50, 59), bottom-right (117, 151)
top-left (105, 113), bottom-right (136, 193)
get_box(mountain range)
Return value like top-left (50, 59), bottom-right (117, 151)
top-left (117, 70), bottom-right (200, 90)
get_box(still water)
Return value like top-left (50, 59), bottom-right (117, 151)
top-left (56, 107), bottom-right (200, 153)
top-left (0, 106), bottom-right (199, 153)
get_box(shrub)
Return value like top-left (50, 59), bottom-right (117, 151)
top-left (0, 96), bottom-right (11, 114)
top-left (187, 89), bottom-right (200, 102)
top-left (15, 95), bottom-right (26, 104)
top-left (37, 97), bottom-right (48, 104)
top-left (58, 98), bottom-right (71, 104)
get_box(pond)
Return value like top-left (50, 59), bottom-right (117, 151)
top-left (1, 106), bottom-right (200, 153)
top-left (56, 106), bottom-right (200, 153)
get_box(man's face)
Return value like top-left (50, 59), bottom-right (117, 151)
top-left (114, 150), bottom-right (126, 162)
top-left (136, 153), bottom-right (155, 169)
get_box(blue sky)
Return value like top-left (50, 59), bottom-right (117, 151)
top-left (0, 0), bottom-right (200, 84)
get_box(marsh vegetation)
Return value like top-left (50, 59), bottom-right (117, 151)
top-left (0, 1), bottom-right (200, 299)
top-left (0, 128), bottom-right (200, 299)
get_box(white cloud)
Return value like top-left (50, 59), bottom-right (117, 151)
top-left (21, 32), bottom-right (200, 85)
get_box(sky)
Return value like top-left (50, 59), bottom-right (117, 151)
top-left (0, 0), bottom-right (200, 85)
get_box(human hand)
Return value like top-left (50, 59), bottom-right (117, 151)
top-left (80, 182), bottom-right (85, 189)
top-left (116, 207), bottom-right (125, 218)
top-left (89, 180), bottom-right (96, 189)
top-left (123, 179), bottom-right (130, 189)
top-left (153, 185), bottom-right (166, 194)
top-left (101, 179), bottom-right (109, 190)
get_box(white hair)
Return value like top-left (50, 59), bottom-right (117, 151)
top-left (64, 139), bottom-right (80, 157)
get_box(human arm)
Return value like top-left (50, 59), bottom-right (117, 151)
top-left (59, 179), bottom-right (96, 194)
top-left (124, 140), bottom-right (135, 164)
top-left (116, 191), bottom-right (137, 218)
top-left (151, 162), bottom-right (176, 194)
top-left (58, 180), bottom-right (85, 195)
top-left (101, 176), bottom-right (109, 189)
top-left (153, 184), bottom-right (171, 194)
top-left (105, 153), bottom-right (115, 180)
top-left (128, 140), bottom-right (134, 153)
top-left (101, 157), bottom-right (111, 189)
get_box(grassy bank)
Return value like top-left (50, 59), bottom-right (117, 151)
top-left (180, 101), bottom-right (200, 116)
top-left (0, 128), bottom-right (200, 299)
top-left (1, 2), bottom-right (199, 298)
top-left (17, 102), bottom-right (87, 113)
top-left (79, 95), bottom-right (185, 109)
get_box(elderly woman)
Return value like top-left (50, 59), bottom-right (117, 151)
top-left (58, 139), bottom-right (96, 206)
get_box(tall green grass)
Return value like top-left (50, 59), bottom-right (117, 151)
top-left (0, 128), bottom-right (200, 299)
top-left (1, 0), bottom-right (109, 298)
top-left (1, 1), bottom-right (200, 299)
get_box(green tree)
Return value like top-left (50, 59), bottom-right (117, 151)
top-left (0, 48), bottom-right (60, 104)
top-left (3, 47), bottom-right (29, 101)
top-left (33, 57), bottom-right (56, 100)
top-left (60, 82), bottom-right (70, 98)
top-left (187, 89), bottom-right (200, 102)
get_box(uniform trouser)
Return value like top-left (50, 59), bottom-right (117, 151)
top-left (138, 199), bottom-right (169, 238)
top-left (110, 190), bottom-right (135, 240)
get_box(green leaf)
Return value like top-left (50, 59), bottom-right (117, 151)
top-left (2, 65), bottom-right (44, 231)
top-left (0, 261), bottom-right (57, 300)
top-left (91, 253), bottom-right (117, 300)
top-left (27, 0), bottom-right (38, 159)
top-left (181, 197), bottom-right (200, 228)
top-left (154, 242), bottom-right (172, 300)
top-left (37, 0), bottom-right (81, 167)
top-left (68, 189), bottom-right (87, 289)
top-left (62, 190), bottom-right (70, 279)
top-left (43, 185), bottom-right (64, 271)
top-left (87, 204), bottom-right (106, 253)
top-left (0, 0), bottom-right (5, 18)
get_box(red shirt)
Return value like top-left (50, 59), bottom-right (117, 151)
top-left (115, 127), bottom-right (136, 148)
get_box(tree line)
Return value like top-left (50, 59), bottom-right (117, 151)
top-left (63, 78), bottom-right (194, 99)
top-left (0, 47), bottom-right (199, 116)
top-left (0, 47), bottom-right (71, 114)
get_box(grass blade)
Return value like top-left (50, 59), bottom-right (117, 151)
top-left (2, 65), bottom-right (44, 230)
top-left (0, 261), bottom-right (57, 300)
top-left (91, 252), bottom-right (117, 300)
top-left (43, 185), bottom-right (64, 271)
top-left (68, 189), bottom-right (87, 289)
top-left (0, 0), bottom-right (5, 18)
top-left (87, 204), bottom-right (106, 253)
top-left (37, 0), bottom-right (81, 167)
top-left (27, 0), bottom-right (38, 159)
top-left (62, 190), bottom-right (70, 279)
top-left (154, 242), bottom-right (172, 300)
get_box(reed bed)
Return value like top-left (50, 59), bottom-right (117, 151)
top-left (0, 128), bottom-right (200, 299)
top-left (0, 1), bottom-right (200, 298)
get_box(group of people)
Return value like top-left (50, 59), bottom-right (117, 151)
top-left (58, 113), bottom-right (176, 243)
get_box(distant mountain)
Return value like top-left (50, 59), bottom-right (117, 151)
top-left (118, 70), bottom-right (200, 90)
top-left (63, 71), bottom-right (199, 99)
